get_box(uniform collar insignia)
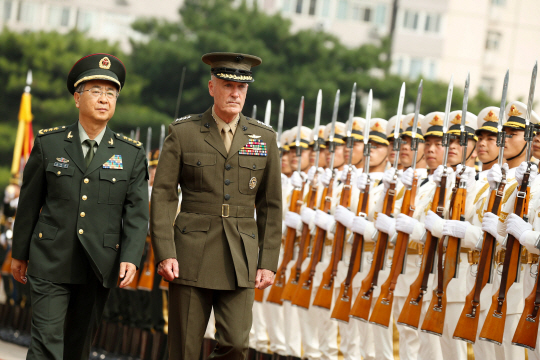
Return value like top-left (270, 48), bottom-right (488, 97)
top-left (248, 134), bottom-right (261, 139)
top-left (67, 131), bottom-right (73, 139)
top-left (109, 138), bottom-right (114, 145)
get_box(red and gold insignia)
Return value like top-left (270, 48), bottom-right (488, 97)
top-left (508, 105), bottom-right (522, 117)
top-left (451, 114), bottom-right (462, 125)
top-left (408, 117), bottom-right (415, 126)
top-left (484, 110), bottom-right (498, 122)
top-left (430, 115), bottom-right (444, 126)
top-left (99, 57), bottom-right (111, 70)
top-left (371, 122), bottom-right (385, 133)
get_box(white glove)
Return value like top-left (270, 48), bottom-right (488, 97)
top-left (442, 220), bottom-right (471, 239)
top-left (425, 210), bottom-right (444, 238)
top-left (307, 166), bottom-right (319, 183)
top-left (301, 207), bottom-right (315, 225)
top-left (396, 213), bottom-right (419, 235)
top-left (433, 165), bottom-right (454, 188)
top-left (375, 213), bottom-right (396, 238)
top-left (356, 173), bottom-right (368, 191)
top-left (334, 205), bottom-right (355, 228)
top-left (401, 168), bottom-right (415, 187)
top-left (321, 168), bottom-right (334, 187)
top-left (352, 216), bottom-right (368, 235)
top-left (284, 211), bottom-right (302, 230)
top-left (515, 161), bottom-right (538, 186)
top-left (487, 163), bottom-right (509, 190)
top-left (291, 171), bottom-right (304, 188)
top-left (281, 173), bottom-right (289, 187)
top-left (382, 168), bottom-right (397, 192)
top-left (340, 166), bottom-right (350, 182)
top-left (456, 164), bottom-right (476, 192)
top-left (482, 212), bottom-right (500, 239)
top-left (314, 209), bottom-right (335, 232)
top-left (506, 213), bottom-right (532, 243)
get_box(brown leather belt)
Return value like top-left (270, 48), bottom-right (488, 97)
top-left (181, 201), bottom-right (254, 218)
top-left (496, 248), bottom-right (531, 265)
top-left (529, 253), bottom-right (539, 264)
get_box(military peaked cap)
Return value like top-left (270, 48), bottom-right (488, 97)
top-left (202, 52), bottom-right (262, 83)
top-left (67, 53), bottom-right (126, 94)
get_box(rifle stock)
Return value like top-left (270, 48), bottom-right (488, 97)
top-left (421, 183), bottom-right (466, 336)
top-left (137, 237), bottom-right (156, 291)
top-left (397, 182), bottom-right (445, 329)
top-left (0, 249), bottom-right (12, 275)
top-left (267, 185), bottom-right (305, 305)
top-left (479, 176), bottom-right (530, 345)
top-left (512, 266), bottom-right (540, 350)
top-left (370, 180), bottom-right (416, 328)
top-left (453, 185), bottom-right (504, 344)
top-left (313, 172), bottom-right (353, 309)
top-left (292, 182), bottom-right (333, 309)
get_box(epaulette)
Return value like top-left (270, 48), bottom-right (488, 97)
top-left (246, 117), bottom-right (274, 131)
top-left (38, 126), bottom-right (67, 136)
top-left (114, 133), bottom-right (142, 147)
top-left (172, 114), bottom-right (200, 125)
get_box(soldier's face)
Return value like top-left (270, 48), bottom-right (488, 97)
top-left (532, 132), bottom-right (540, 159)
top-left (503, 128), bottom-right (526, 161)
top-left (369, 141), bottom-right (388, 169)
top-left (326, 144), bottom-right (345, 169)
top-left (424, 136), bottom-right (444, 170)
top-left (208, 77), bottom-right (248, 120)
top-left (388, 139), bottom-right (400, 166)
top-left (399, 136), bottom-right (424, 168)
top-left (281, 151), bottom-right (292, 175)
top-left (447, 138), bottom-right (477, 166)
top-left (74, 80), bottom-right (117, 124)
top-left (344, 141), bottom-right (364, 166)
top-left (476, 131), bottom-right (498, 164)
top-left (310, 148), bottom-right (327, 168)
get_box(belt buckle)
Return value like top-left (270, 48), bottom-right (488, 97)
top-left (222, 204), bottom-right (229, 218)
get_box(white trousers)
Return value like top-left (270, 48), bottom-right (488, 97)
top-left (250, 290), bottom-right (269, 352)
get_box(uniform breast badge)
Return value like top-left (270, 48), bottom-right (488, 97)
top-left (239, 138), bottom-right (267, 156)
top-left (54, 157), bottom-right (69, 168)
top-left (249, 177), bottom-right (257, 189)
top-left (103, 155), bottom-right (123, 169)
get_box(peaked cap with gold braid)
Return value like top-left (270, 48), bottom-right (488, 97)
top-left (401, 113), bottom-right (425, 141)
top-left (421, 112), bottom-right (445, 138)
top-left (476, 106), bottom-right (500, 135)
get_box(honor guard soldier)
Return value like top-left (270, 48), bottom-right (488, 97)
top-left (11, 53), bottom-right (150, 359)
top-left (150, 52), bottom-right (282, 360)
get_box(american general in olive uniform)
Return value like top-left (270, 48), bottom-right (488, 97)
top-left (151, 52), bottom-right (282, 359)
top-left (11, 53), bottom-right (149, 359)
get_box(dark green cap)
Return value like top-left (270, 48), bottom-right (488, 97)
top-left (67, 53), bottom-right (126, 94)
top-left (202, 52), bottom-right (262, 83)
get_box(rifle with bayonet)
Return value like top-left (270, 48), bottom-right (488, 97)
top-left (282, 91), bottom-right (323, 302)
top-left (501, 62), bottom-right (539, 349)
top-left (267, 98), bottom-right (305, 305)
top-left (292, 89), bottom-right (340, 309)
top-left (422, 74), bottom-right (471, 336)
top-left (397, 77), bottom-right (453, 329)
top-left (369, 82), bottom-right (411, 328)
top-left (159, 124), bottom-right (170, 291)
top-left (453, 70), bottom-right (510, 343)
top-left (349, 89), bottom-right (397, 322)
top-left (313, 83), bottom-right (357, 310)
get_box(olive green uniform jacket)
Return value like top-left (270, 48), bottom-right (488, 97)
top-left (151, 109), bottom-right (282, 290)
top-left (12, 122), bottom-right (149, 288)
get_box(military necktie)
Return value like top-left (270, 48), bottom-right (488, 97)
top-left (222, 124), bottom-right (233, 153)
top-left (84, 139), bottom-right (97, 168)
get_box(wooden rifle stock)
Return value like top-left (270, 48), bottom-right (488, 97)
top-left (281, 182), bottom-right (318, 302)
top-left (479, 175), bottom-right (530, 345)
top-left (512, 262), bottom-right (540, 350)
top-left (292, 181), bottom-right (333, 309)
top-left (397, 179), bottom-right (446, 329)
top-left (370, 177), bottom-right (417, 328)
top-left (267, 184), bottom-right (305, 305)
top-left (138, 236), bottom-right (156, 291)
top-left (331, 183), bottom-right (371, 322)
top-left (453, 184), bottom-right (505, 344)
top-left (313, 172), bottom-right (353, 309)
top-left (159, 276), bottom-right (169, 291)
top-left (349, 182), bottom-right (397, 321)
top-left (1, 249), bottom-right (12, 275)
top-left (421, 181), bottom-right (467, 336)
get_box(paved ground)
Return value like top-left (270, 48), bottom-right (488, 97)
top-left (0, 339), bottom-right (27, 360)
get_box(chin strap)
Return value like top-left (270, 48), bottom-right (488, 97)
top-left (482, 155), bottom-right (498, 166)
top-left (506, 143), bottom-right (527, 162)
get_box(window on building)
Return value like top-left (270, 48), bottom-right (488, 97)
top-left (77, 10), bottom-right (96, 32)
top-left (480, 77), bottom-right (496, 97)
top-left (336, 0), bottom-right (348, 19)
top-left (364, 7), bottom-right (371, 22)
top-left (402, 10), bottom-right (419, 30)
top-left (491, 0), bottom-right (505, 5)
top-left (425, 13), bottom-right (441, 33)
top-left (49, 6), bottom-right (70, 27)
top-left (3, 0), bottom-right (13, 20)
top-left (428, 60), bottom-right (437, 80)
top-left (374, 4), bottom-right (386, 26)
top-left (409, 58), bottom-right (423, 79)
top-left (351, 5), bottom-right (361, 21)
top-left (282, 0), bottom-right (292, 12)
top-left (309, 0), bottom-right (317, 15)
top-left (18, 1), bottom-right (41, 24)
top-left (296, 0), bottom-right (303, 13)
top-left (395, 57), bottom-right (404, 76)
top-left (485, 31), bottom-right (502, 50)
top-left (321, 0), bottom-right (331, 17)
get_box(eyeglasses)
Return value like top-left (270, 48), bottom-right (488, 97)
top-left (80, 88), bottom-right (118, 100)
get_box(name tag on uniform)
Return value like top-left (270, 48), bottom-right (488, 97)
top-left (103, 155), bottom-right (123, 169)
top-left (239, 139), bottom-right (267, 156)
top-left (53, 162), bottom-right (69, 168)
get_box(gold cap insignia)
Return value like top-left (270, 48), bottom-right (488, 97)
top-left (451, 114), bottom-right (462, 125)
top-left (408, 117), bottom-right (415, 126)
top-left (371, 122), bottom-right (385, 133)
top-left (484, 110), bottom-right (498, 122)
top-left (249, 177), bottom-right (257, 189)
top-left (430, 115), bottom-right (444, 126)
top-left (99, 57), bottom-right (111, 70)
top-left (508, 105), bottom-right (522, 117)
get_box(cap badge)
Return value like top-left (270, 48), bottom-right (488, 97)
top-left (451, 114), bottom-right (462, 125)
top-left (430, 115), bottom-right (444, 126)
top-left (249, 177), bottom-right (257, 189)
top-left (99, 57), bottom-right (111, 70)
top-left (236, 55), bottom-right (245, 62)
top-left (508, 105), bottom-right (523, 117)
top-left (371, 122), bottom-right (385, 133)
top-left (408, 117), bottom-right (415, 126)
top-left (484, 110), bottom-right (498, 121)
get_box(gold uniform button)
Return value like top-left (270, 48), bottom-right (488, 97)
top-left (82, 195), bottom-right (87, 200)
top-left (112, 178), bottom-right (116, 183)
top-left (80, 212), bottom-right (85, 217)
top-left (79, 229), bottom-right (84, 235)
top-left (57, 171), bottom-right (61, 175)
top-left (39, 233), bottom-right (43, 238)
top-left (84, 178), bottom-right (89, 184)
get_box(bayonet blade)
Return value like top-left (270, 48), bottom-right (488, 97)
top-left (295, 97), bottom-right (304, 149)
top-left (364, 90), bottom-right (373, 145)
top-left (394, 82), bottom-right (406, 140)
top-left (264, 100), bottom-right (272, 126)
top-left (526, 61), bottom-right (537, 126)
top-left (442, 76), bottom-right (454, 134)
top-left (411, 80), bottom-right (423, 139)
top-left (346, 83), bottom-right (357, 140)
top-left (328, 89), bottom-right (340, 144)
top-left (461, 72), bottom-right (470, 133)
top-left (159, 124), bottom-right (165, 153)
top-left (146, 127), bottom-right (152, 161)
top-left (498, 71), bottom-right (509, 133)
top-left (313, 90), bottom-right (322, 143)
top-left (277, 100), bottom-right (284, 147)
top-left (252, 104), bottom-right (257, 120)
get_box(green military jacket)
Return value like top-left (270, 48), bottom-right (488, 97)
top-left (151, 108), bottom-right (282, 290)
top-left (12, 122), bottom-right (149, 288)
